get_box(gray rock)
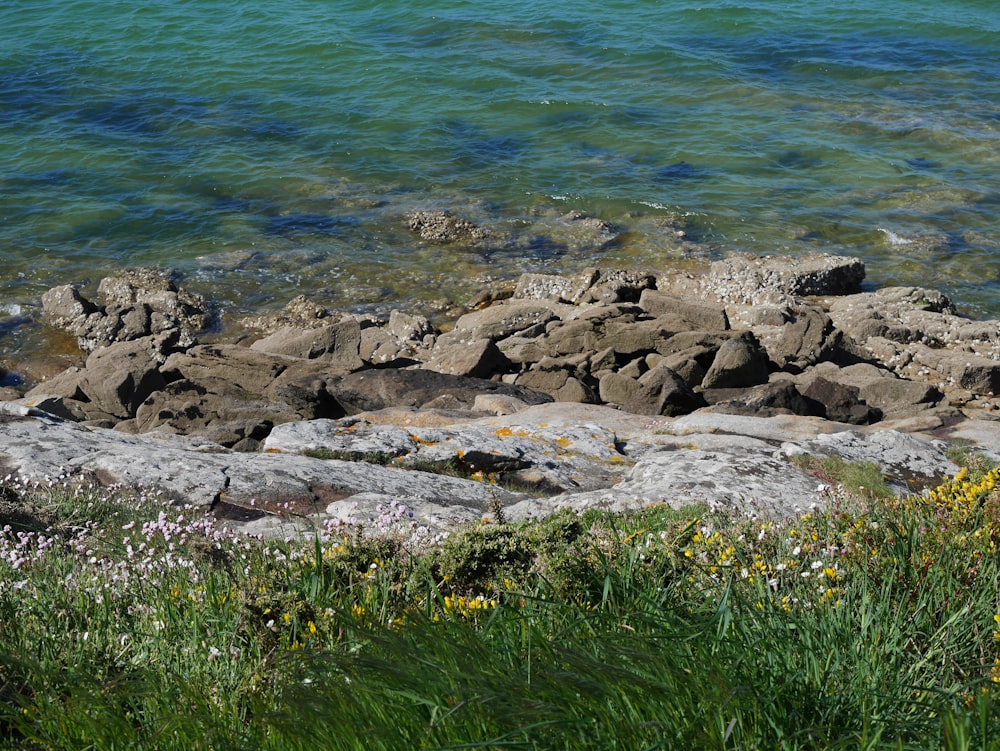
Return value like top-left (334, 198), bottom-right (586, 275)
top-left (78, 338), bottom-right (169, 418)
top-left (705, 253), bottom-right (865, 305)
top-left (802, 377), bottom-right (880, 425)
top-left (41, 269), bottom-right (211, 353)
top-left (701, 335), bottom-right (770, 389)
top-left (452, 300), bottom-right (570, 341)
top-left (599, 372), bottom-right (641, 406)
top-left (762, 304), bottom-right (843, 371)
top-left (514, 270), bottom-right (599, 303)
top-left (0, 415), bottom-right (517, 532)
top-left (424, 338), bottom-right (512, 379)
top-left (406, 210), bottom-right (489, 243)
top-left (623, 365), bottom-right (706, 416)
top-left (785, 430), bottom-right (957, 492)
top-left (702, 380), bottom-right (812, 417)
top-left (579, 269), bottom-right (655, 304)
top-left (162, 344), bottom-right (291, 396)
top-left (638, 289), bottom-right (730, 330)
top-left (324, 369), bottom-right (553, 414)
top-left (263, 412), bottom-right (629, 494)
top-left (250, 318), bottom-right (363, 370)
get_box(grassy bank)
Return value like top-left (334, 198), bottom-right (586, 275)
top-left (1, 459), bottom-right (1000, 750)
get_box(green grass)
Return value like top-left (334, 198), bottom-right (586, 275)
top-left (1, 464), bottom-right (1000, 750)
top-left (790, 454), bottom-right (896, 499)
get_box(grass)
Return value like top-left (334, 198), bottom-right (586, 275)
top-left (789, 454), bottom-right (895, 499)
top-left (1, 462), bottom-right (1000, 749)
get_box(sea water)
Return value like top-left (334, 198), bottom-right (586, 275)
top-left (2, 0), bottom-right (999, 359)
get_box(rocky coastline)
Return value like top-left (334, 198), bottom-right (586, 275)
top-left (3, 249), bottom-right (1000, 536)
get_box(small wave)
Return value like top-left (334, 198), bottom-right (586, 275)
top-left (879, 228), bottom-right (914, 246)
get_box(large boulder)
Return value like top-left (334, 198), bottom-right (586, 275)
top-left (700, 334), bottom-right (770, 390)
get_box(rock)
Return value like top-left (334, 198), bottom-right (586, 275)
top-left (0, 414), bottom-right (515, 527)
top-left (406, 210), bottom-right (489, 243)
top-left (41, 268), bottom-right (211, 353)
top-left (514, 270), bottom-right (599, 303)
top-left (162, 344), bottom-right (290, 396)
top-left (41, 285), bottom-right (98, 325)
top-left (78, 338), bottom-right (169, 419)
top-left (598, 372), bottom-right (641, 406)
top-left (759, 304), bottom-right (843, 371)
top-left (250, 318), bottom-right (364, 371)
top-left (700, 335), bottom-right (770, 389)
top-left (702, 380), bottom-right (812, 417)
top-left (580, 269), bottom-right (656, 304)
top-left (802, 376), bottom-right (880, 425)
top-left (623, 365), bottom-right (707, 416)
top-left (240, 295), bottom-right (335, 333)
top-left (786, 430), bottom-right (957, 492)
top-left (264, 413), bottom-right (628, 493)
top-left (637, 289), bottom-right (730, 330)
top-left (451, 300), bottom-right (570, 341)
top-left (472, 395), bottom-right (530, 415)
top-left (386, 310), bottom-right (435, 343)
top-left (424, 338), bottom-right (512, 379)
top-left (705, 253), bottom-right (866, 304)
top-left (597, 317), bottom-right (677, 358)
top-left (324, 369), bottom-right (554, 414)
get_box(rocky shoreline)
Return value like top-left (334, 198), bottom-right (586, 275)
top-left (3, 251), bottom-right (1000, 535)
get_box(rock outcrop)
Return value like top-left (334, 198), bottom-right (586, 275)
top-left (5, 245), bottom-right (1000, 539)
top-left (21, 253), bottom-right (1000, 456)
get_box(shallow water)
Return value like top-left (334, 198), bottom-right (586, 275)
top-left (2, 0), bottom-right (999, 363)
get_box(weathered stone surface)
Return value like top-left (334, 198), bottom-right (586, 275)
top-left (264, 415), bottom-right (626, 493)
top-left (597, 318), bottom-right (676, 357)
top-left (78, 338), bottom-right (169, 418)
top-left (514, 269), bottom-right (599, 303)
top-left (42, 269), bottom-right (210, 353)
top-left (785, 430), bottom-right (957, 492)
top-left (324, 369), bottom-right (554, 414)
top-left (0, 415), bottom-right (516, 526)
top-left (623, 365), bottom-right (706, 416)
top-left (472, 394), bottom-right (529, 415)
top-left (802, 376), bottom-right (880, 425)
top-left (452, 300), bottom-right (569, 341)
top-left (424, 338), bottom-right (511, 378)
top-left (760, 304), bottom-right (843, 370)
top-left (250, 318), bottom-right (363, 370)
top-left (700, 335), bottom-right (770, 390)
top-left (702, 380), bottom-right (812, 418)
top-left (579, 269), bottom-right (655, 304)
top-left (704, 253), bottom-right (866, 304)
top-left (638, 289), bottom-right (730, 331)
top-left (386, 309), bottom-right (435, 343)
top-left (406, 210), bottom-right (488, 243)
top-left (162, 345), bottom-right (290, 396)
top-left (41, 285), bottom-right (97, 325)
top-left (599, 372), bottom-right (641, 406)
top-left (240, 295), bottom-right (335, 333)
top-left (2, 400), bottom-right (992, 536)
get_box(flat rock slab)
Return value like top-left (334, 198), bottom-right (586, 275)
top-left (0, 403), bottom-right (989, 537)
top-left (785, 430), bottom-right (958, 492)
top-left (506, 445), bottom-right (825, 521)
top-left (0, 415), bottom-right (519, 535)
top-left (263, 415), bottom-right (628, 492)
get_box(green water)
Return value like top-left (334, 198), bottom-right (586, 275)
top-left (2, 0), bottom-right (999, 364)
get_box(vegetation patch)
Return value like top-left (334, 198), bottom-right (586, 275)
top-left (1, 462), bottom-right (1000, 749)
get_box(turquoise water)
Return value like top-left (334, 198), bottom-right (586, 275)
top-left (2, 1), bottom-right (999, 358)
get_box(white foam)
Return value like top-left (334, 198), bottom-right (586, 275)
top-left (879, 228), bottom-right (913, 246)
